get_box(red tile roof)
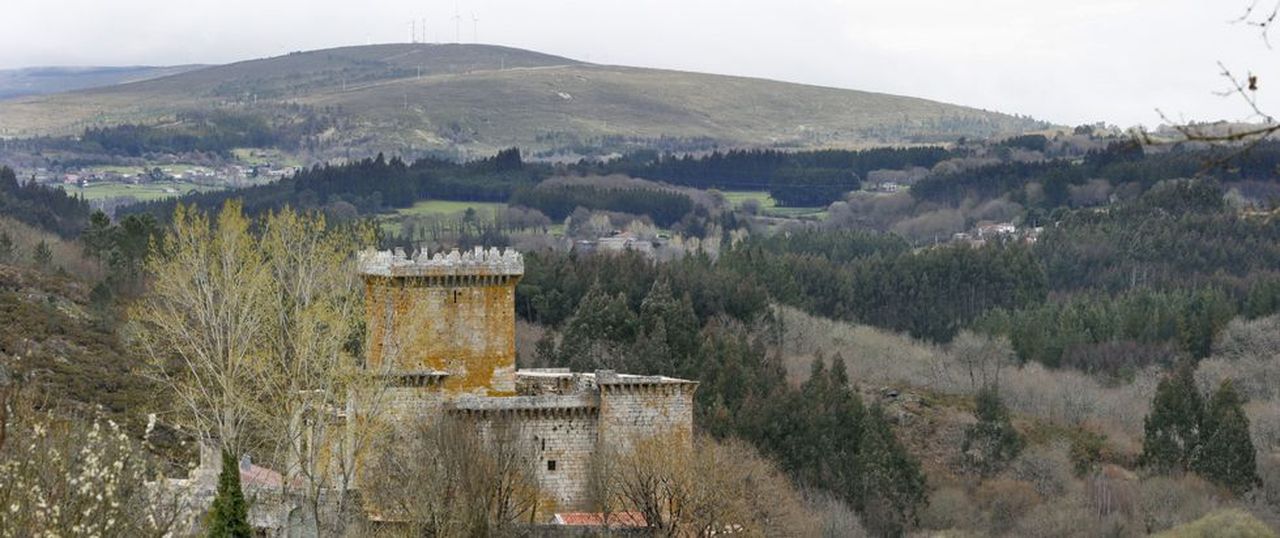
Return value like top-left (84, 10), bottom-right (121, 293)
top-left (241, 464), bottom-right (287, 489)
top-left (552, 511), bottom-right (647, 528)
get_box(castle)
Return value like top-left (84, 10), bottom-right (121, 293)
top-left (358, 246), bottom-right (697, 512)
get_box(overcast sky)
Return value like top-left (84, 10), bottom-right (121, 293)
top-left (2, 0), bottom-right (1278, 128)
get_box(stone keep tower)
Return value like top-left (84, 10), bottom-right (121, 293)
top-left (359, 247), bottom-right (523, 396)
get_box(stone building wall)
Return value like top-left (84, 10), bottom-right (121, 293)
top-left (361, 248), bottom-right (522, 396)
top-left (598, 381), bottom-right (696, 452)
top-left (449, 392), bottom-right (603, 511)
top-left (455, 406), bottom-right (601, 512)
top-left (355, 249), bottom-right (698, 521)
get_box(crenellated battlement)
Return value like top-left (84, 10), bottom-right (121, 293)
top-left (358, 246), bottom-right (523, 277)
top-left (357, 243), bottom-right (695, 513)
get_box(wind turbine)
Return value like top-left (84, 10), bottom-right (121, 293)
top-left (453, 4), bottom-right (461, 43)
top-left (471, 13), bottom-right (479, 43)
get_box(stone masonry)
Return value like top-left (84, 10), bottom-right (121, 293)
top-left (357, 247), bottom-right (697, 514)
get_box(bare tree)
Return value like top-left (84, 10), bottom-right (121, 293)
top-left (131, 200), bottom-right (273, 458)
top-left (604, 433), bottom-right (818, 537)
top-left (949, 331), bottom-right (1014, 392)
top-left (360, 416), bottom-right (539, 536)
top-left (1145, 1), bottom-right (1280, 156)
top-left (132, 202), bottom-right (383, 534)
top-left (256, 208), bottom-right (377, 534)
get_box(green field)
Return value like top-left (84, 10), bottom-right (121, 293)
top-left (393, 200), bottom-right (507, 217)
top-left (59, 180), bottom-right (225, 202)
top-left (722, 190), bottom-right (774, 208)
top-left (722, 190), bottom-right (827, 219)
top-left (380, 200), bottom-right (508, 236)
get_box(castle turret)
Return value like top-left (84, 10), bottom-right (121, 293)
top-left (359, 247), bottom-right (523, 396)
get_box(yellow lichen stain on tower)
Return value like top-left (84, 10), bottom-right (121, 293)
top-left (360, 248), bottom-right (522, 397)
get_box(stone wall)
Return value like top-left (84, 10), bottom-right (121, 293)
top-left (364, 274), bottom-right (519, 396)
top-left (598, 382), bottom-right (696, 452)
top-left (450, 395), bottom-right (601, 512)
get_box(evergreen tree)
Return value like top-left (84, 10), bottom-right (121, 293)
top-left (33, 240), bottom-right (52, 269)
top-left (0, 230), bottom-right (14, 263)
top-left (962, 386), bottom-right (1024, 476)
top-left (638, 278), bottom-right (700, 375)
top-left (206, 450), bottom-right (251, 538)
top-left (1140, 362), bottom-right (1204, 473)
top-left (557, 282), bottom-right (639, 372)
top-left (81, 210), bottom-right (115, 260)
top-left (1194, 381), bottom-right (1261, 494)
top-left (857, 405), bottom-right (927, 538)
top-left (811, 357), bottom-right (864, 501)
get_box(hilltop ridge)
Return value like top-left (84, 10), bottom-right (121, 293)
top-left (0, 43), bottom-right (1049, 154)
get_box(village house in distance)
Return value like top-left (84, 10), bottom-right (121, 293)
top-left (358, 246), bottom-right (697, 512)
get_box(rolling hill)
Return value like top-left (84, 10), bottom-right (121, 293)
top-left (0, 43), bottom-right (1048, 154)
top-left (0, 65), bottom-right (206, 100)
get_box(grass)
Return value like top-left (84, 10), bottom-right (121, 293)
top-left (721, 190), bottom-right (774, 208)
top-left (58, 180), bottom-right (225, 202)
top-left (85, 164), bottom-right (209, 176)
top-left (722, 190), bottom-right (827, 220)
top-left (1154, 509), bottom-right (1277, 537)
top-left (766, 206), bottom-right (828, 219)
top-left (378, 199), bottom-right (570, 237)
top-left (392, 200), bottom-right (507, 218)
top-left (379, 200), bottom-right (509, 236)
top-left (83, 165), bottom-right (144, 175)
top-left (0, 44), bottom-right (1047, 149)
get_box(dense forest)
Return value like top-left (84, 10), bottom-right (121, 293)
top-left (0, 166), bottom-right (92, 237)
top-left (579, 146), bottom-right (954, 206)
top-left (118, 145), bottom-right (963, 221)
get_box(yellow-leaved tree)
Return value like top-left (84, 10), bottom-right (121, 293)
top-left (131, 200), bottom-right (379, 534)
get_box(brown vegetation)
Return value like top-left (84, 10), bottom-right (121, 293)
top-left (773, 305), bottom-right (1280, 536)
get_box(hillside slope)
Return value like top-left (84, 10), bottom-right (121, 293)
top-left (0, 43), bottom-right (1047, 152)
top-left (0, 65), bottom-right (205, 100)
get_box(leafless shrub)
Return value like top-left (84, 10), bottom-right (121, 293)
top-left (774, 305), bottom-right (938, 387)
top-left (971, 197), bottom-right (1024, 224)
top-left (1199, 315), bottom-right (1280, 402)
top-left (776, 306), bottom-right (1156, 439)
top-left (0, 215), bottom-right (103, 280)
top-left (1069, 179), bottom-right (1114, 207)
top-left (947, 331), bottom-right (1014, 391)
top-left (930, 157), bottom-right (1000, 177)
top-left (360, 416), bottom-right (539, 536)
top-left (1011, 443), bottom-right (1076, 498)
top-left (1246, 402), bottom-right (1280, 453)
top-left (976, 479), bottom-right (1043, 535)
top-left (918, 485), bottom-right (979, 532)
top-left (605, 434), bottom-right (817, 537)
top-left (825, 192), bottom-right (917, 231)
top-left (1212, 315), bottom-right (1280, 363)
top-left (1257, 453), bottom-right (1280, 509)
top-left (1013, 489), bottom-right (1131, 538)
top-left (514, 319), bottom-right (547, 368)
top-left (999, 363), bottom-right (1157, 437)
top-left (802, 489), bottom-right (867, 538)
top-left (1088, 466), bottom-right (1139, 521)
top-left (890, 207), bottom-right (965, 243)
top-left (1138, 474), bottom-right (1221, 534)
